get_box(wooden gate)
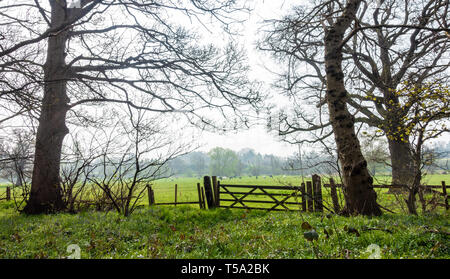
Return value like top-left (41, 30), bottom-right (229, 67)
top-left (206, 175), bottom-right (324, 212)
top-left (218, 184), bottom-right (304, 211)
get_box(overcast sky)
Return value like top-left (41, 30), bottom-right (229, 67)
top-left (0, 0), bottom-right (302, 158)
top-left (196, 0), bottom-right (301, 157)
top-left (1, 0), bottom-right (448, 158)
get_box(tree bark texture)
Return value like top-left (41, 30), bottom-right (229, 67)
top-left (324, 0), bottom-right (381, 216)
top-left (388, 138), bottom-right (415, 186)
top-left (23, 1), bottom-right (70, 214)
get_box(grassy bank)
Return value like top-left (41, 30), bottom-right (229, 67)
top-left (0, 204), bottom-right (448, 259)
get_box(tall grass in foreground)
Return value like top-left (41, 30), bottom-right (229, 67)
top-left (0, 205), bottom-right (448, 259)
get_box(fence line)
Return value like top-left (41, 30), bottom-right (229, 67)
top-left (147, 183), bottom-right (206, 209)
top-left (2, 177), bottom-right (446, 211)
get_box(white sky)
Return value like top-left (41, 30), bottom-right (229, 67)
top-left (195, 0), bottom-right (301, 157)
top-left (0, 0), bottom-right (302, 159)
top-left (197, 126), bottom-right (297, 157)
top-left (1, 0), bottom-right (448, 158)
top-left (195, 0), bottom-right (450, 157)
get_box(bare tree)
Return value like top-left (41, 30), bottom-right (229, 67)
top-left (87, 106), bottom-right (193, 216)
top-left (260, 0), bottom-right (450, 188)
top-left (0, 129), bottom-right (34, 210)
top-left (313, 0), bottom-right (382, 215)
top-left (398, 82), bottom-right (450, 214)
top-left (0, 0), bottom-right (261, 214)
top-left (267, 0), bottom-right (382, 215)
top-left (60, 133), bottom-right (101, 213)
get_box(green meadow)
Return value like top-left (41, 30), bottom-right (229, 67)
top-left (0, 174), bottom-right (448, 259)
top-left (0, 204), bottom-right (448, 259)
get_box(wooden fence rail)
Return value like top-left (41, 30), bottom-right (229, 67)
top-left (147, 183), bottom-right (206, 209)
top-left (215, 175), bottom-right (323, 213)
top-left (323, 181), bottom-right (449, 211)
top-left (323, 183), bottom-right (449, 189)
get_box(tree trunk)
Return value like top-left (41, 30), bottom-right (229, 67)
top-left (405, 126), bottom-right (426, 215)
top-left (324, 0), bottom-right (381, 216)
top-left (405, 168), bottom-right (421, 215)
top-left (388, 138), bottom-right (415, 186)
top-left (23, 2), bottom-right (70, 214)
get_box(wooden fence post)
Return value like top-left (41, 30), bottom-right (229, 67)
top-left (306, 181), bottom-right (313, 212)
top-left (201, 187), bottom-right (206, 209)
top-left (329, 178), bottom-right (340, 213)
top-left (216, 180), bottom-right (221, 207)
top-left (203, 176), bottom-right (215, 209)
top-left (312, 174), bottom-right (323, 212)
top-left (300, 182), bottom-right (306, 212)
top-left (174, 184), bottom-right (178, 206)
top-left (147, 185), bottom-right (155, 206)
top-left (212, 176), bottom-right (219, 206)
top-left (197, 183), bottom-right (204, 209)
top-left (442, 181), bottom-right (448, 210)
top-left (6, 186), bottom-right (11, 201)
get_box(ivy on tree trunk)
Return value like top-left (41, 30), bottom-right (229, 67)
top-left (324, 0), bottom-right (382, 216)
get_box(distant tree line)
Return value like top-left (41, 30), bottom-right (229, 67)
top-left (165, 139), bottom-right (450, 178)
top-left (167, 147), bottom-right (293, 178)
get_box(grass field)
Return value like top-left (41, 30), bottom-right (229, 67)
top-left (0, 174), bottom-right (448, 259)
top-left (0, 204), bottom-right (448, 259)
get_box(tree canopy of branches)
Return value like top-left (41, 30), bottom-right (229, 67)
top-left (261, 0), bottom-right (450, 188)
top-left (0, 0), bottom-right (262, 214)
